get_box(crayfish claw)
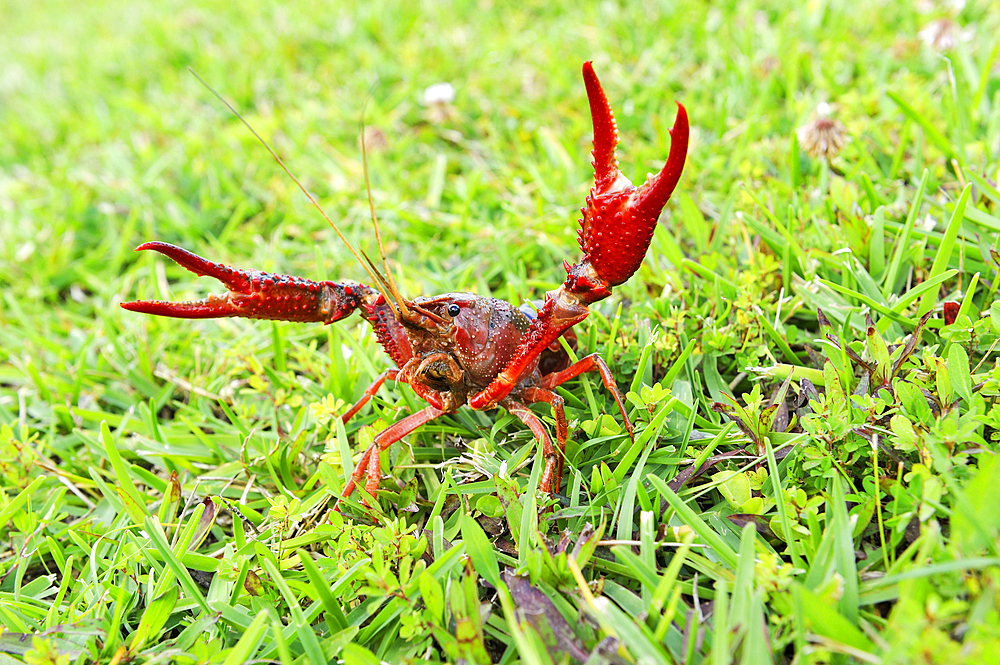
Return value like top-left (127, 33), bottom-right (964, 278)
top-left (625, 102), bottom-right (689, 238)
top-left (575, 64), bottom-right (689, 291)
top-left (133, 241), bottom-right (255, 294)
top-left (469, 62), bottom-right (689, 412)
top-left (120, 291), bottom-right (249, 319)
top-left (582, 61), bottom-right (620, 192)
top-left (122, 241), bottom-right (367, 324)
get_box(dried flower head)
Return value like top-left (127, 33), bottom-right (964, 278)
top-left (360, 126), bottom-right (389, 154)
top-left (797, 102), bottom-right (847, 160)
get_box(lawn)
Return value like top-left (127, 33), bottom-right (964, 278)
top-left (2, 0), bottom-right (1000, 662)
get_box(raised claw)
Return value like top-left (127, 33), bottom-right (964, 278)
top-left (120, 241), bottom-right (365, 324)
top-left (469, 62), bottom-right (689, 411)
top-left (576, 61), bottom-right (689, 290)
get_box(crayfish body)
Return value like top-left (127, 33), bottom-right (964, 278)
top-left (122, 62), bottom-right (689, 506)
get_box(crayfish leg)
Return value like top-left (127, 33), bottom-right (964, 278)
top-left (339, 369), bottom-right (401, 424)
top-left (337, 405), bottom-right (447, 509)
top-left (502, 397), bottom-right (566, 496)
top-left (539, 352), bottom-right (634, 439)
top-left (518, 387), bottom-right (570, 490)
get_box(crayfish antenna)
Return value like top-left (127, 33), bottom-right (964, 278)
top-left (360, 107), bottom-right (411, 320)
top-left (186, 68), bottom-right (397, 310)
top-left (361, 249), bottom-right (397, 302)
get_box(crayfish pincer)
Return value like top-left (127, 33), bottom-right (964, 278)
top-left (122, 62), bottom-right (689, 506)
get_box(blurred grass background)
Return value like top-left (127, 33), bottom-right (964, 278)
top-left (3, 0), bottom-right (1000, 662)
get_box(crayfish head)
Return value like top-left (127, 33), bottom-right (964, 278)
top-left (402, 293), bottom-right (484, 352)
top-left (401, 293), bottom-right (529, 388)
top-left (397, 296), bottom-right (455, 339)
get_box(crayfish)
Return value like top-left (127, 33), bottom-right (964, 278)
top-left (122, 62), bottom-right (689, 506)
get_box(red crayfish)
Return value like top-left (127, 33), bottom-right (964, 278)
top-left (122, 62), bottom-right (689, 505)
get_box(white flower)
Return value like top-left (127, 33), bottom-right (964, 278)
top-left (423, 82), bottom-right (455, 106)
top-left (422, 82), bottom-right (457, 123)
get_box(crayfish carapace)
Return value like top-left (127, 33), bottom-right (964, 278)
top-left (122, 62), bottom-right (689, 506)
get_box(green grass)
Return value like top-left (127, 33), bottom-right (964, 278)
top-left (3, 0), bottom-right (1000, 662)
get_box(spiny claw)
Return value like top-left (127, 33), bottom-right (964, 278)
top-left (121, 241), bottom-right (364, 324)
top-left (468, 64), bottom-right (689, 411)
top-left (575, 61), bottom-right (689, 291)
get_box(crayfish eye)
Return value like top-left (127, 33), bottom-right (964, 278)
top-left (446, 303), bottom-right (461, 317)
